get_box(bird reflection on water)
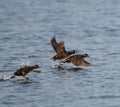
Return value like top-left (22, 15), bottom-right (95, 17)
top-left (53, 65), bottom-right (84, 72)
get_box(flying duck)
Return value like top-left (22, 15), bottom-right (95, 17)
top-left (51, 36), bottom-right (76, 61)
top-left (11, 64), bottom-right (40, 80)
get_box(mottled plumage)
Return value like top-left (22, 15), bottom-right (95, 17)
top-left (51, 36), bottom-right (76, 61)
top-left (62, 54), bottom-right (91, 66)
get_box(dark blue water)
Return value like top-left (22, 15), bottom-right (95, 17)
top-left (0, 0), bottom-right (120, 107)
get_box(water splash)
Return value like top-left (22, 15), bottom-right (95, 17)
top-left (3, 74), bottom-right (13, 80)
top-left (19, 57), bottom-right (31, 67)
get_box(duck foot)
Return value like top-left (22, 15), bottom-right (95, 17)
top-left (24, 76), bottom-right (29, 80)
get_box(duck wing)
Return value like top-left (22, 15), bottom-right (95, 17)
top-left (72, 58), bottom-right (91, 66)
top-left (51, 36), bottom-right (58, 53)
top-left (51, 36), bottom-right (66, 53)
top-left (63, 55), bottom-right (91, 66)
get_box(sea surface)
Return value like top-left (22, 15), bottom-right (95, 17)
top-left (0, 0), bottom-right (120, 107)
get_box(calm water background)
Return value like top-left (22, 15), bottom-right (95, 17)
top-left (0, 0), bottom-right (120, 107)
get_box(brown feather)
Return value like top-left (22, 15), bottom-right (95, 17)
top-left (63, 54), bottom-right (91, 67)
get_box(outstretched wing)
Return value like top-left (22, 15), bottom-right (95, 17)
top-left (51, 36), bottom-right (66, 53)
top-left (64, 55), bottom-right (91, 66)
top-left (72, 59), bottom-right (91, 66)
top-left (51, 36), bottom-right (58, 53)
top-left (57, 41), bottom-right (66, 53)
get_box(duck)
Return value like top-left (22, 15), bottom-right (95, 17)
top-left (51, 36), bottom-right (76, 61)
top-left (62, 53), bottom-right (91, 66)
top-left (11, 64), bottom-right (40, 80)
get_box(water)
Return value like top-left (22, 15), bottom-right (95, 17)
top-left (0, 0), bottom-right (120, 107)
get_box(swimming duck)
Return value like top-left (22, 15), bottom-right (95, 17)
top-left (62, 53), bottom-right (91, 66)
top-left (51, 36), bottom-right (76, 61)
top-left (11, 64), bottom-right (40, 80)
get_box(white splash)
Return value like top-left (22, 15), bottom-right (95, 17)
top-left (19, 57), bottom-right (31, 67)
top-left (3, 74), bottom-right (13, 80)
